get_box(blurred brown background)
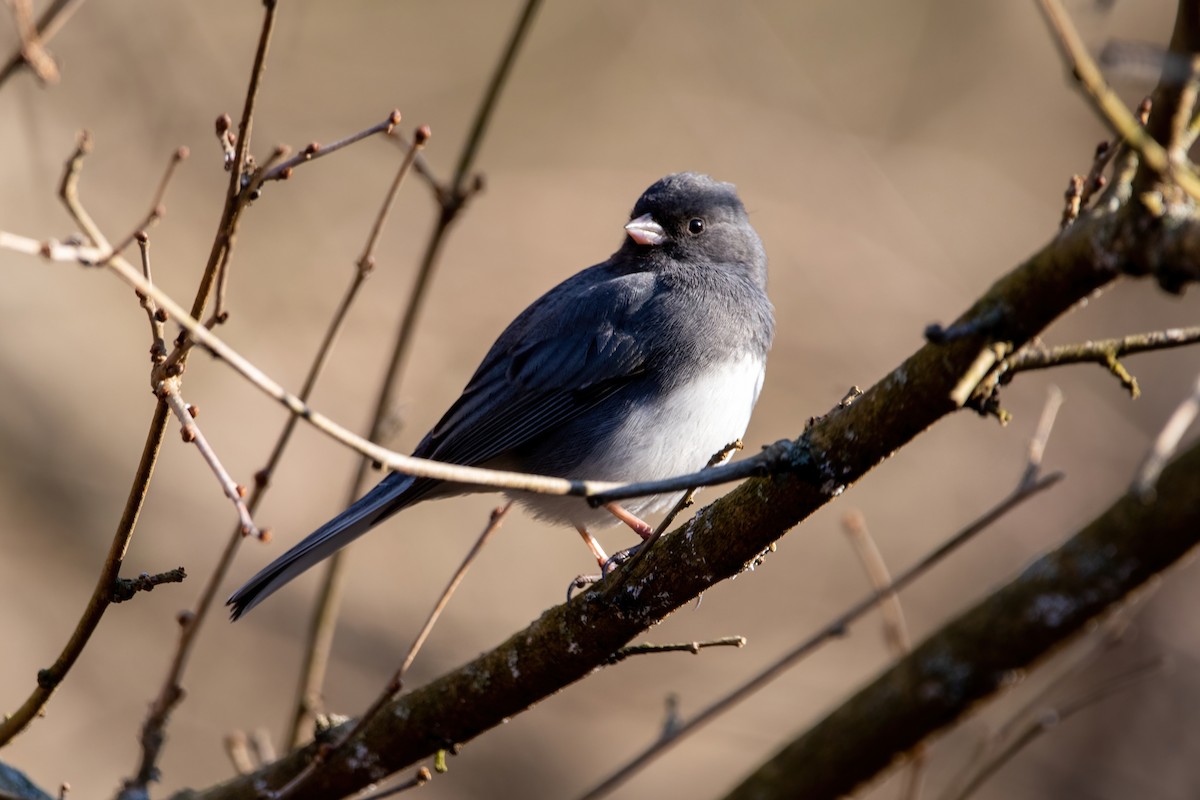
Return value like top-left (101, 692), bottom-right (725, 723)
top-left (2, 1), bottom-right (1198, 798)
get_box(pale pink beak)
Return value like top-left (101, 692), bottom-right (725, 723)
top-left (624, 213), bottom-right (667, 246)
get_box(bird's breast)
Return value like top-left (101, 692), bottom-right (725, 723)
top-left (587, 351), bottom-right (766, 484)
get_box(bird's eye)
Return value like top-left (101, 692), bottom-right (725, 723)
top-left (687, 218), bottom-right (705, 235)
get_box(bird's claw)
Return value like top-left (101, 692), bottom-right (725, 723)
top-left (565, 544), bottom-right (645, 601)
top-left (566, 573), bottom-right (601, 602)
top-left (601, 544), bottom-right (641, 575)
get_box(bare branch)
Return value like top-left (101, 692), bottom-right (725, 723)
top-left (259, 110), bottom-right (404, 184)
top-left (109, 568), bottom-right (187, 603)
top-left (0, 0), bottom-right (87, 88)
top-left (1132, 370), bottom-right (1200, 498)
top-left (999, 326), bottom-right (1200, 399)
top-left (160, 386), bottom-right (262, 540)
top-left (1035, 0), bottom-right (1200, 200)
top-left (607, 636), bottom-right (746, 665)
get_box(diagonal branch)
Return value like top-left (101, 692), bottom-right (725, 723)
top-left (721, 440), bottom-right (1200, 800)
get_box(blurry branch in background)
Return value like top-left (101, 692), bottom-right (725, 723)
top-left (3, 0), bottom-right (57, 84)
top-left (842, 510), bottom-right (924, 800)
top-left (842, 510), bottom-right (913, 661)
top-left (223, 730), bottom-right (276, 777)
top-left (721, 441), bottom-right (1200, 800)
top-left (1132, 370), bottom-right (1200, 498)
top-left (289, 0), bottom-right (544, 746)
top-left (0, 0), bottom-right (88, 87)
top-left (939, 610), bottom-right (1165, 800)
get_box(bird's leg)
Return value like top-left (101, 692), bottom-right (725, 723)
top-left (603, 502), bottom-right (654, 540)
top-left (569, 515), bottom-right (647, 600)
top-left (575, 525), bottom-right (610, 568)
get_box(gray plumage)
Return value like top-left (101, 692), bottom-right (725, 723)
top-left (228, 172), bottom-right (774, 619)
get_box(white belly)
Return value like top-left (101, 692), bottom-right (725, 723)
top-left (514, 353), bottom-right (766, 530)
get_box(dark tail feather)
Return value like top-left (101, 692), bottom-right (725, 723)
top-left (227, 472), bottom-right (418, 619)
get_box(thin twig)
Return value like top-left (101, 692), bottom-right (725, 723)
top-left (945, 653), bottom-right (1166, 800)
top-left (357, 768), bottom-right (433, 800)
top-left (1132, 370), bottom-right (1200, 499)
top-left (402, 504), bottom-right (510, 676)
top-left (5, 0), bottom-right (59, 83)
top-left (0, 402), bottom-right (170, 746)
top-left (260, 110), bottom-right (403, 183)
top-left (841, 510), bottom-right (924, 800)
top-left (283, 125), bottom-right (433, 746)
top-left (0, 0), bottom-right (86, 88)
top-left (107, 146), bottom-right (188, 258)
top-left (0, 131), bottom-right (193, 748)
top-left (1021, 386), bottom-right (1064, 490)
top-left (58, 130), bottom-right (109, 249)
top-left (842, 511), bottom-right (911, 657)
top-left (273, 504), bottom-right (512, 800)
top-left (135, 235), bottom-right (167, 364)
top-left (161, 386), bottom-right (261, 539)
top-left (357, 125), bottom-right (429, 269)
top-left (168, 0), bottom-right (277, 353)
top-left (109, 568), bottom-right (187, 603)
top-left (387, 129), bottom-right (441, 197)
top-left (999, 326), bottom-right (1200, 398)
top-left (224, 732), bottom-right (256, 775)
top-left (607, 636), bottom-right (746, 665)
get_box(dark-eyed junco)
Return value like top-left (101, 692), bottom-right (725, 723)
top-left (228, 172), bottom-right (774, 619)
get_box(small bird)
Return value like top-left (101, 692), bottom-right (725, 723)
top-left (228, 172), bottom-right (774, 619)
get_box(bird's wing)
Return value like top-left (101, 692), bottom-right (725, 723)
top-left (416, 266), bottom-right (658, 467)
